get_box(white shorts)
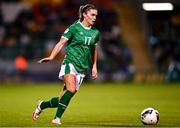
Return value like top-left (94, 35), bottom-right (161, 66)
top-left (58, 63), bottom-right (85, 90)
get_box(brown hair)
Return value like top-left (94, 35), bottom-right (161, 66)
top-left (78, 4), bottom-right (97, 22)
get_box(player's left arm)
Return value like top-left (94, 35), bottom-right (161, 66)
top-left (92, 44), bottom-right (98, 80)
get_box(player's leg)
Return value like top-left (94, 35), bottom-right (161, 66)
top-left (52, 74), bottom-right (76, 125)
top-left (32, 85), bottom-right (66, 121)
top-left (59, 84), bottom-right (67, 99)
top-left (52, 63), bottom-right (85, 125)
top-left (40, 85), bottom-right (67, 109)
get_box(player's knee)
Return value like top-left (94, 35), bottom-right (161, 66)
top-left (67, 86), bottom-right (76, 93)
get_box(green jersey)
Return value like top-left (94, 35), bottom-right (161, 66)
top-left (62, 21), bottom-right (100, 73)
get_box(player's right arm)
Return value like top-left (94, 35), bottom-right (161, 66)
top-left (38, 37), bottom-right (68, 63)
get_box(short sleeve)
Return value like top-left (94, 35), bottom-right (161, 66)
top-left (62, 26), bottom-right (74, 40)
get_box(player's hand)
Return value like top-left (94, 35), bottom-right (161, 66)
top-left (92, 66), bottom-right (98, 80)
top-left (38, 57), bottom-right (53, 63)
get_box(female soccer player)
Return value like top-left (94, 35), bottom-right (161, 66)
top-left (32, 4), bottom-right (100, 125)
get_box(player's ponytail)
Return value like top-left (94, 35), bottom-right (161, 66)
top-left (78, 4), bottom-right (97, 22)
top-left (79, 5), bottom-right (84, 22)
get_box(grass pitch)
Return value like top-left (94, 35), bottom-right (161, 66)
top-left (0, 82), bottom-right (180, 127)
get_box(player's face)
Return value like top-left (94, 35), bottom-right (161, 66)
top-left (84, 9), bottom-right (98, 26)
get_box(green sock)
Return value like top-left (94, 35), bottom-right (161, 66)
top-left (40, 97), bottom-right (59, 109)
top-left (55, 90), bottom-right (74, 118)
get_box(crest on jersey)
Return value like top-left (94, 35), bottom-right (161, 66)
top-left (91, 33), bottom-right (96, 39)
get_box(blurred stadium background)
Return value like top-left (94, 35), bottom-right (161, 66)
top-left (0, 0), bottom-right (179, 82)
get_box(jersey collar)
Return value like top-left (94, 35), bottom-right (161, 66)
top-left (78, 21), bottom-right (91, 30)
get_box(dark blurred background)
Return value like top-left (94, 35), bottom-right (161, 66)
top-left (0, 0), bottom-right (179, 82)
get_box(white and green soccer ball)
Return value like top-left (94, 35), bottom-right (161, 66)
top-left (141, 107), bottom-right (160, 125)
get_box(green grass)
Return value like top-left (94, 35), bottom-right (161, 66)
top-left (0, 82), bottom-right (180, 127)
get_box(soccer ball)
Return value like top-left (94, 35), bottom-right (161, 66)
top-left (141, 107), bottom-right (159, 125)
